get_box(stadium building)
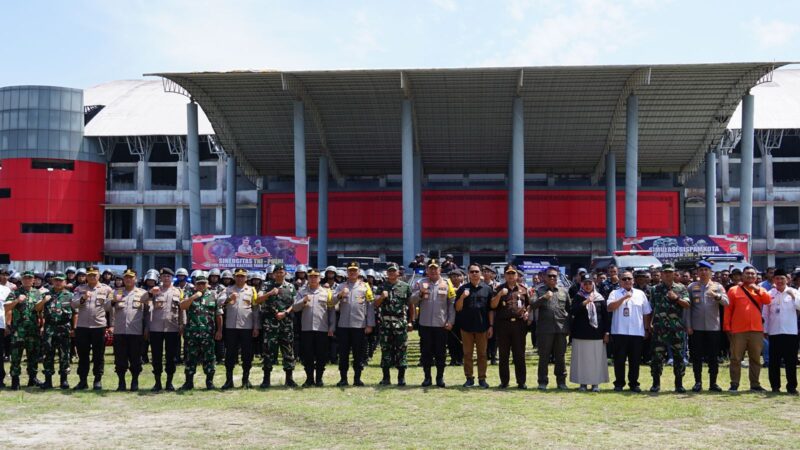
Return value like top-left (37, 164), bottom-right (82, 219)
top-left (0, 63), bottom-right (797, 273)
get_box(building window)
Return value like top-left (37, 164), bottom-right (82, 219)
top-left (0, 188), bottom-right (9, 198)
top-left (108, 166), bottom-right (136, 191)
top-left (150, 167), bottom-right (177, 190)
top-left (775, 207), bottom-right (800, 239)
top-left (106, 209), bottom-right (134, 239)
top-left (21, 223), bottom-right (73, 234)
top-left (31, 159), bottom-right (74, 171)
top-left (154, 209), bottom-right (176, 239)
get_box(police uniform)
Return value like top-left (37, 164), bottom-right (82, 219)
top-left (6, 271), bottom-right (43, 389)
top-left (110, 270), bottom-right (148, 391)
top-left (649, 264), bottom-right (690, 392)
top-left (686, 262), bottom-right (728, 391)
top-left (258, 264), bottom-right (297, 387)
top-left (220, 269), bottom-right (260, 389)
top-left (332, 262), bottom-right (375, 386)
top-left (40, 273), bottom-right (74, 389)
top-left (410, 262), bottom-right (456, 387)
top-left (71, 267), bottom-right (114, 390)
top-left (292, 268), bottom-right (336, 386)
top-left (146, 268), bottom-right (184, 391)
top-left (180, 274), bottom-right (222, 390)
top-left (376, 263), bottom-right (412, 386)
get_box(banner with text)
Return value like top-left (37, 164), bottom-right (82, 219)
top-left (622, 235), bottom-right (749, 262)
top-left (192, 235), bottom-right (310, 272)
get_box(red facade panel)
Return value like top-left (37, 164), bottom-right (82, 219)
top-left (261, 189), bottom-right (680, 240)
top-left (0, 158), bottom-right (106, 262)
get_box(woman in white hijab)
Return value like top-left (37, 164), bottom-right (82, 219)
top-left (569, 274), bottom-right (610, 392)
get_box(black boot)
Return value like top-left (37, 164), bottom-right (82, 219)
top-left (59, 373), bottom-right (69, 390)
top-left (421, 366), bottom-right (432, 387)
top-left (650, 375), bottom-right (661, 393)
top-left (151, 374), bottom-right (163, 392)
top-left (40, 375), bottom-right (53, 390)
top-left (353, 369), bottom-right (364, 387)
top-left (11, 376), bottom-right (20, 390)
top-left (379, 367), bottom-right (391, 386)
top-left (302, 368), bottom-right (314, 387)
top-left (221, 369), bottom-right (234, 390)
top-left (315, 368), bottom-right (325, 387)
top-left (242, 369), bottom-right (252, 389)
top-left (116, 374), bottom-right (126, 392)
top-left (179, 374), bottom-right (194, 391)
top-left (260, 369), bottom-right (271, 388)
top-left (93, 376), bottom-right (102, 391)
top-left (28, 376), bottom-right (42, 387)
top-left (165, 373), bottom-right (175, 391)
top-left (73, 376), bottom-right (88, 390)
top-left (675, 377), bottom-right (686, 394)
top-left (397, 368), bottom-right (406, 387)
top-left (206, 373), bottom-right (216, 390)
top-left (130, 374), bottom-right (139, 392)
top-left (435, 367), bottom-right (446, 388)
top-left (709, 372), bottom-right (722, 392)
top-left (337, 369), bottom-right (348, 387)
top-left (285, 370), bottom-right (297, 387)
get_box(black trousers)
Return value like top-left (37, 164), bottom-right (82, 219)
top-left (536, 332), bottom-right (567, 386)
top-left (75, 327), bottom-right (105, 378)
top-left (419, 326), bottom-right (448, 370)
top-left (447, 322), bottom-right (464, 364)
top-left (337, 327), bottom-right (366, 375)
top-left (150, 331), bottom-right (179, 375)
top-left (302, 331), bottom-right (329, 373)
top-left (0, 328), bottom-right (5, 380)
top-left (114, 334), bottom-right (144, 375)
top-left (612, 334), bottom-right (644, 388)
top-left (224, 328), bottom-right (254, 371)
top-left (496, 319), bottom-right (528, 386)
top-left (689, 330), bottom-right (721, 383)
top-left (768, 334), bottom-right (799, 392)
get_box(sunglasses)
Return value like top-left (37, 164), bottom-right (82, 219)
top-left (621, 277), bottom-right (633, 281)
top-left (546, 274), bottom-right (558, 278)
top-left (469, 270), bottom-right (480, 274)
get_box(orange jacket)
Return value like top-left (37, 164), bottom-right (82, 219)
top-left (724, 284), bottom-right (771, 333)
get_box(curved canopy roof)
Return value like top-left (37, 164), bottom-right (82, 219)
top-left (728, 69), bottom-right (800, 130)
top-left (152, 63), bottom-right (788, 179)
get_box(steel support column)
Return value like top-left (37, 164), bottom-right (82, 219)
top-left (624, 94), bottom-right (638, 239)
top-left (294, 100), bottom-right (307, 237)
top-left (705, 151), bottom-right (717, 234)
top-left (226, 155), bottom-right (237, 234)
top-left (739, 94), bottom-right (755, 242)
top-left (187, 102), bottom-right (201, 237)
top-left (509, 96), bottom-right (525, 258)
top-left (606, 152), bottom-right (617, 253)
top-left (413, 151), bottom-right (422, 254)
top-left (401, 100), bottom-right (415, 266)
top-left (317, 156), bottom-right (329, 269)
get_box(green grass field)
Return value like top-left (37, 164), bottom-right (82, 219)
top-left (0, 335), bottom-right (798, 449)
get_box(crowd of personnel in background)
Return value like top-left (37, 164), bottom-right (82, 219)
top-left (0, 257), bottom-right (796, 395)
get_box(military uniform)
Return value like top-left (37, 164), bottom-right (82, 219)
top-left (293, 282), bottom-right (335, 386)
top-left (183, 285), bottom-right (222, 388)
top-left (650, 280), bottom-right (690, 391)
top-left (7, 282), bottom-right (42, 387)
top-left (259, 278), bottom-right (297, 386)
top-left (377, 277), bottom-right (412, 385)
top-left (41, 287), bottom-right (73, 388)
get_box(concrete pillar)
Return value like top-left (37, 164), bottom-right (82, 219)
top-left (317, 156), bottom-right (329, 269)
top-left (705, 151), bottom-right (717, 234)
top-left (606, 152), bottom-right (617, 253)
top-left (187, 102), bottom-right (201, 237)
top-left (294, 100), bottom-right (307, 237)
top-left (739, 94), bottom-right (755, 243)
top-left (765, 152), bottom-right (775, 258)
top-left (624, 94), bottom-right (638, 239)
top-left (401, 99), bottom-right (415, 267)
top-left (720, 153), bottom-right (731, 233)
top-left (509, 96), bottom-right (525, 258)
top-left (413, 151), bottom-right (422, 254)
top-left (226, 155), bottom-right (237, 234)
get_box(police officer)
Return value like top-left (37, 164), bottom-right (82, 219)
top-left (256, 263), bottom-right (297, 388)
top-left (686, 260), bottom-right (728, 392)
top-left (374, 263), bottom-right (413, 386)
top-left (110, 269), bottom-right (148, 391)
top-left (220, 268), bottom-right (260, 389)
top-left (180, 273), bottom-right (222, 390)
top-left (649, 264), bottom-right (690, 393)
top-left (175, 268), bottom-right (193, 290)
top-left (5, 271), bottom-right (43, 389)
top-left (411, 260), bottom-right (456, 387)
top-left (323, 265), bottom-right (339, 364)
top-left (293, 268), bottom-right (336, 387)
top-left (333, 262), bottom-right (375, 387)
top-left (71, 266), bottom-right (114, 390)
top-left (146, 267), bottom-right (184, 392)
top-left (35, 272), bottom-right (73, 390)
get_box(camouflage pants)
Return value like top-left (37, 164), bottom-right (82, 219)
top-left (10, 331), bottom-right (40, 378)
top-left (379, 319), bottom-right (408, 369)
top-left (263, 322), bottom-right (295, 371)
top-left (651, 330), bottom-right (686, 380)
top-left (42, 327), bottom-right (71, 376)
top-left (185, 330), bottom-right (216, 376)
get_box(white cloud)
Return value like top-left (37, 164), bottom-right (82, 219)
top-left (750, 17), bottom-right (799, 48)
top-left (432, 0), bottom-right (458, 11)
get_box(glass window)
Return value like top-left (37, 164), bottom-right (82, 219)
top-left (39, 88), bottom-right (49, 109)
top-left (28, 89), bottom-right (38, 110)
top-left (50, 90), bottom-right (60, 109)
top-left (0, 131), bottom-right (7, 150)
top-left (71, 91), bottom-right (82, 112)
top-left (8, 130), bottom-right (18, 150)
top-left (61, 90), bottom-right (70, 110)
top-left (27, 109), bottom-right (38, 129)
top-left (9, 111), bottom-right (17, 129)
top-left (1, 111), bottom-right (9, 129)
top-left (49, 130), bottom-right (60, 151)
top-left (26, 130), bottom-right (36, 150)
top-left (60, 110), bottom-right (69, 130)
top-left (59, 131), bottom-right (69, 150)
top-left (49, 110), bottom-right (59, 129)
top-left (154, 209), bottom-right (177, 239)
top-left (17, 110), bottom-right (27, 129)
top-left (71, 112), bottom-right (82, 131)
top-left (38, 129), bottom-right (49, 150)
top-left (18, 90), bottom-right (28, 109)
top-left (70, 132), bottom-right (81, 151)
top-left (150, 167), bottom-right (178, 190)
top-left (9, 89), bottom-right (18, 109)
top-left (199, 165), bottom-right (217, 190)
top-left (0, 91), bottom-right (4, 110)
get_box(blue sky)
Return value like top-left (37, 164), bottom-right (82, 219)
top-left (2, 0), bottom-right (798, 88)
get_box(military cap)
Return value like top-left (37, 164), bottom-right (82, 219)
top-left (660, 263), bottom-right (676, 272)
top-left (504, 265), bottom-right (519, 274)
top-left (697, 260), bottom-right (714, 270)
top-left (194, 274), bottom-right (208, 283)
top-left (234, 268), bottom-right (248, 277)
top-left (347, 261), bottom-right (360, 270)
top-left (123, 269), bottom-right (137, 278)
top-left (52, 272), bottom-right (67, 281)
top-left (427, 260), bottom-right (440, 268)
top-left (86, 266), bottom-right (100, 275)
top-left (160, 267), bottom-right (175, 276)
top-left (580, 274), bottom-right (593, 283)
top-left (386, 263), bottom-right (400, 272)
top-left (307, 267), bottom-right (321, 276)
top-left (22, 270), bottom-right (35, 278)
top-left (273, 263), bottom-right (286, 272)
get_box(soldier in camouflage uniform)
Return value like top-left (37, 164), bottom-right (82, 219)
top-left (375, 263), bottom-right (413, 386)
top-left (255, 263), bottom-right (297, 388)
top-left (4, 271), bottom-right (42, 389)
top-left (649, 264), bottom-right (691, 393)
top-left (35, 272), bottom-right (73, 390)
top-left (179, 273), bottom-right (223, 390)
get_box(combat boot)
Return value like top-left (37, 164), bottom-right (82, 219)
top-left (421, 366), bottom-right (432, 387)
top-left (73, 376), bottom-right (88, 390)
top-left (650, 375), bottom-right (661, 393)
top-left (92, 376), bottom-right (102, 391)
top-left (337, 370), bottom-right (349, 387)
top-left (59, 373), bottom-right (69, 390)
top-left (675, 377), bottom-right (686, 394)
top-left (205, 373), bottom-right (215, 390)
top-left (397, 368), bottom-right (406, 387)
top-left (302, 368), bottom-right (314, 387)
top-left (221, 369), bottom-right (234, 390)
top-left (165, 373), bottom-right (175, 391)
top-left (28, 376), bottom-right (42, 387)
top-left (260, 369), bottom-right (271, 388)
top-left (10, 376), bottom-right (20, 390)
top-left (353, 369), bottom-right (364, 387)
top-left (179, 375), bottom-right (194, 391)
top-left (435, 367), bottom-right (446, 388)
top-left (242, 369), bottom-right (253, 389)
top-left (315, 368), bottom-right (325, 387)
top-left (151, 374), bottom-right (163, 392)
top-left (285, 370), bottom-right (297, 387)
top-left (116, 374), bottom-right (126, 392)
top-left (130, 374), bottom-right (139, 392)
top-left (40, 375), bottom-right (53, 390)
top-left (379, 367), bottom-right (391, 386)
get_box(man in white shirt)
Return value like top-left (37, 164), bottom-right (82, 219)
top-left (607, 271), bottom-right (652, 392)
top-left (764, 269), bottom-right (800, 394)
top-left (0, 283), bottom-right (9, 387)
